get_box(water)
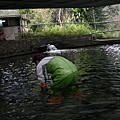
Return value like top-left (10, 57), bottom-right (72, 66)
top-left (0, 44), bottom-right (120, 120)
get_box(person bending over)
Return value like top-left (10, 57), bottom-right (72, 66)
top-left (33, 54), bottom-right (79, 104)
top-left (47, 44), bottom-right (57, 51)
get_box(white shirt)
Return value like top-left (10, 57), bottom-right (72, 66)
top-left (47, 44), bottom-right (57, 51)
top-left (37, 56), bottom-right (53, 83)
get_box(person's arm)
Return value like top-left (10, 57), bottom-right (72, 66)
top-left (37, 63), bottom-right (48, 93)
top-left (40, 82), bottom-right (48, 93)
top-left (37, 73), bottom-right (48, 93)
top-left (36, 57), bottom-right (53, 93)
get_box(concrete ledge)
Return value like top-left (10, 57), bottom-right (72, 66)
top-left (0, 35), bottom-right (93, 58)
top-left (0, 35), bottom-right (120, 59)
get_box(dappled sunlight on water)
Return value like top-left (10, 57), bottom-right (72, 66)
top-left (0, 45), bottom-right (120, 120)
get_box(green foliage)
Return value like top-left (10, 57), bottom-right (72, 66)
top-left (18, 7), bottom-right (119, 39)
top-left (105, 5), bottom-right (119, 20)
top-left (23, 31), bottom-right (34, 39)
top-left (24, 23), bottom-right (119, 39)
top-left (113, 32), bottom-right (120, 37)
top-left (70, 8), bottom-right (89, 22)
top-left (18, 9), bottom-right (34, 19)
top-left (23, 24), bottom-right (93, 38)
top-left (95, 31), bottom-right (120, 38)
top-left (69, 6), bottom-right (119, 31)
top-left (94, 31), bottom-right (107, 38)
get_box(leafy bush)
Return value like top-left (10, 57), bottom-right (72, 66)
top-left (94, 30), bottom-right (107, 38)
top-left (113, 32), bottom-right (120, 37)
top-left (24, 24), bottom-right (93, 38)
top-left (24, 24), bottom-right (120, 39)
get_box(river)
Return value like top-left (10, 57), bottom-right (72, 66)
top-left (0, 44), bottom-right (120, 120)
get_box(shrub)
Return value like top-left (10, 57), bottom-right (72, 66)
top-left (24, 23), bottom-right (120, 39)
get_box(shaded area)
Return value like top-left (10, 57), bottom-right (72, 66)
top-left (0, 35), bottom-right (120, 59)
top-left (0, 44), bottom-right (120, 120)
top-left (0, 0), bottom-right (119, 9)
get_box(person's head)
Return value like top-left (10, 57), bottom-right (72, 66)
top-left (32, 53), bottom-right (46, 65)
top-left (47, 44), bottom-right (51, 47)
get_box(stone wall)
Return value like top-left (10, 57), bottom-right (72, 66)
top-left (0, 35), bottom-right (95, 58)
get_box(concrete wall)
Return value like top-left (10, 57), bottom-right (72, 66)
top-left (0, 35), bottom-right (95, 58)
top-left (0, 40), bottom-right (31, 58)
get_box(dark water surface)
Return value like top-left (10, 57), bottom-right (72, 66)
top-left (0, 44), bottom-right (120, 120)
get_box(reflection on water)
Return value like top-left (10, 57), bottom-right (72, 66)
top-left (0, 44), bottom-right (120, 120)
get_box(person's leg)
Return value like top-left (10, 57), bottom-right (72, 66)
top-left (47, 89), bottom-right (64, 105)
top-left (67, 71), bottom-right (79, 91)
top-left (47, 71), bottom-right (78, 104)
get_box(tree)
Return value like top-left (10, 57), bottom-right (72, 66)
top-left (70, 8), bottom-right (89, 22)
top-left (70, 5), bottom-right (119, 31)
top-left (104, 5), bottom-right (119, 20)
top-left (18, 9), bottom-right (34, 20)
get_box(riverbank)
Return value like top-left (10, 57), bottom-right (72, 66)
top-left (0, 35), bottom-right (120, 59)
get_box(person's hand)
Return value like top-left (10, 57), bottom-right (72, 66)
top-left (40, 83), bottom-right (48, 94)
